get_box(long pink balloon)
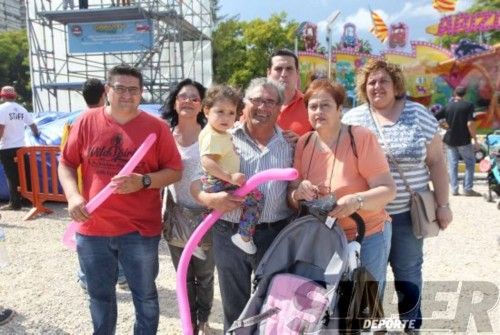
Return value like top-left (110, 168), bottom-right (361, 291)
top-left (62, 133), bottom-right (158, 250)
top-left (176, 168), bottom-right (299, 335)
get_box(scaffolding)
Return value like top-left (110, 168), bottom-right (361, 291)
top-left (26, 0), bottom-right (213, 113)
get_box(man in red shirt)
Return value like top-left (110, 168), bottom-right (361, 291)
top-left (267, 49), bottom-right (312, 137)
top-left (58, 64), bottom-right (182, 334)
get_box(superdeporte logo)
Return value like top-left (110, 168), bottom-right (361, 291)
top-left (284, 280), bottom-right (499, 333)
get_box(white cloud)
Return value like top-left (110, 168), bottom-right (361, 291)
top-left (391, 3), bottom-right (440, 21)
top-left (389, 0), bottom-right (474, 23)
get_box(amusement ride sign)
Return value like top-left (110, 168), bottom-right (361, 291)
top-left (436, 10), bottom-right (500, 36)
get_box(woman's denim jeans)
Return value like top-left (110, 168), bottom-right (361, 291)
top-left (389, 211), bottom-right (424, 330)
top-left (77, 232), bottom-right (160, 335)
top-left (360, 221), bottom-right (392, 297)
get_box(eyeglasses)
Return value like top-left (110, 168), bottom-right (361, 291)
top-left (177, 93), bottom-right (201, 103)
top-left (247, 97), bottom-right (277, 108)
top-left (110, 85), bottom-right (141, 95)
top-left (367, 78), bottom-right (392, 87)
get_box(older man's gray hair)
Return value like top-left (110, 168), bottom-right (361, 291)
top-left (244, 77), bottom-right (284, 105)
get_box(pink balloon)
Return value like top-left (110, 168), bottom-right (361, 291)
top-left (176, 168), bottom-right (299, 335)
top-left (62, 133), bottom-right (158, 250)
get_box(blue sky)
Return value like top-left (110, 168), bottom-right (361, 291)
top-left (218, 0), bottom-right (474, 53)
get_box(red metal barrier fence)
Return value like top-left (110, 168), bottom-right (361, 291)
top-left (16, 146), bottom-right (66, 220)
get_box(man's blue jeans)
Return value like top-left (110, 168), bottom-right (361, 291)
top-left (212, 219), bottom-right (289, 332)
top-left (360, 221), bottom-right (392, 296)
top-left (78, 262), bottom-right (126, 287)
top-left (389, 211), bottom-right (423, 330)
top-left (447, 144), bottom-right (475, 193)
top-left (77, 232), bottom-right (160, 335)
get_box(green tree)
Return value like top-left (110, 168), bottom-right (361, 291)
top-left (0, 29), bottom-right (31, 109)
top-left (434, 0), bottom-right (499, 48)
top-left (358, 39), bottom-right (373, 54)
top-left (212, 13), bottom-right (298, 88)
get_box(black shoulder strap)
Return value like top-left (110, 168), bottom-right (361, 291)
top-left (347, 125), bottom-right (358, 158)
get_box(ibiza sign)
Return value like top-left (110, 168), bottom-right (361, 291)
top-left (437, 11), bottom-right (500, 36)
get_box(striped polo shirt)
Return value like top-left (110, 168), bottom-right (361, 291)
top-left (221, 124), bottom-right (294, 223)
top-left (342, 100), bottom-right (438, 214)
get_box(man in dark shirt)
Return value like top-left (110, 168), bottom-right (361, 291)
top-left (437, 86), bottom-right (481, 196)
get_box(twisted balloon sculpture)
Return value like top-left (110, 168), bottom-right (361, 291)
top-left (176, 168), bottom-right (299, 335)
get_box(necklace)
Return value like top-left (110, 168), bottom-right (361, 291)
top-left (306, 126), bottom-right (343, 195)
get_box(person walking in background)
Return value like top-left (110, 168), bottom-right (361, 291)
top-left (343, 59), bottom-right (452, 332)
top-left (437, 86), bottom-right (482, 197)
top-left (266, 49), bottom-right (312, 138)
top-left (192, 78), bottom-right (294, 331)
top-left (58, 64), bottom-right (182, 334)
top-left (78, 0), bottom-right (88, 9)
top-left (161, 79), bottom-right (215, 335)
top-left (0, 86), bottom-right (40, 211)
top-left (61, 78), bottom-right (106, 149)
top-left (63, 0), bottom-right (74, 10)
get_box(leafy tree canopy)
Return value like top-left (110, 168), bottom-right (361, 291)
top-left (212, 13), bottom-right (299, 89)
top-left (0, 29), bottom-right (31, 110)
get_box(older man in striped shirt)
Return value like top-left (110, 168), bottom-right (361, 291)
top-left (192, 77), bottom-right (294, 332)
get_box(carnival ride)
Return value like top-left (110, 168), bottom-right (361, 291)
top-left (297, 14), bottom-right (499, 131)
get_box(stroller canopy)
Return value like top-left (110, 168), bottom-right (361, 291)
top-left (255, 214), bottom-right (349, 294)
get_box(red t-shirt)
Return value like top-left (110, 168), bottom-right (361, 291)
top-left (61, 107), bottom-right (182, 237)
top-left (277, 90), bottom-right (312, 136)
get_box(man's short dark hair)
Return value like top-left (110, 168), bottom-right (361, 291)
top-left (107, 64), bottom-right (143, 88)
top-left (82, 78), bottom-right (105, 106)
top-left (454, 86), bottom-right (467, 97)
top-left (267, 49), bottom-right (299, 71)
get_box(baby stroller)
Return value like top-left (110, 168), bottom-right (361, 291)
top-left (479, 131), bottom-right (500, 209)
top-left (228, 195), bottom-right (383, 334)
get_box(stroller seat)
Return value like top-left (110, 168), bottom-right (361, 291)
top-left (258, 273), bottom-right (329, 335)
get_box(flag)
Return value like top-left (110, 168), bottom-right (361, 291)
top-left (370, 10), bottom-right (388, 43)
top-left (432, 0), bottom-right (457, 13)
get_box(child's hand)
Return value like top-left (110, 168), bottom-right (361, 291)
top-left (230, 173), bottom-right (246, 186)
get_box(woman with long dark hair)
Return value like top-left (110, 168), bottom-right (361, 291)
top-left (161, 79), bottom-right (213, 335)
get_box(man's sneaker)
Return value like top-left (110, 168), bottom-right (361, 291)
top-left (464, 190), bottom-right (481, 197)
top-left (21, 198), bottom-right (32, 207)
top-left (77, 278), bottom-right (87, 291)
top-left (117, 279), bottom-right (129, 291)
top-left (0, 203), bottom-right (22, 211)
top-left (192, 247), bottom-right (207, 260)
top-left (0, 308), bottom-right (15, 325)
top-left (197, 321), bottom-right (212, 335)
top-left (231, 234), bottom-right (257, 254)
top-left (452, 190), bottom-right (459, 196)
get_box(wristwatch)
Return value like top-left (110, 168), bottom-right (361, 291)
top-left (142, 174), bottom-right (152, 189)
top-left (355, 194), bottom-right (364, 210)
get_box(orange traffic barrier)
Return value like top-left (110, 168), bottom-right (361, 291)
top-left (16, 146), bottom-right (67, 220)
